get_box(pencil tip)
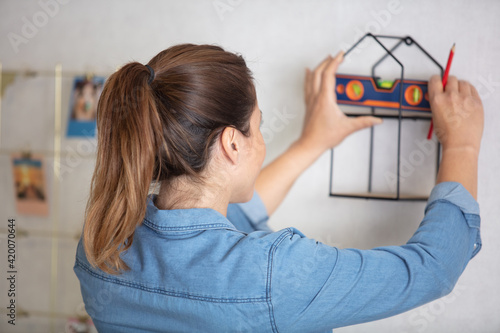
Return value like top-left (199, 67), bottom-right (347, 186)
top-left (452, 43), bottom-right (456, 51)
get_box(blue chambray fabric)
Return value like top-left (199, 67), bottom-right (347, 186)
top-left (74, 182), bottom-right (481, 332)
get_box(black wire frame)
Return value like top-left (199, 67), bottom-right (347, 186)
top-left (329, 33), bottom-right (444, 201)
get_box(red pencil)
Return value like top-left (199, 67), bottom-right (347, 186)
top-left (427, 43), bottom-right (455, 140)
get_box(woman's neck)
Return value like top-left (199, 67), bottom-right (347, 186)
top-left (155, 176), bottom-right (230, 216)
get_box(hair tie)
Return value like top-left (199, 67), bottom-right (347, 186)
top-left (145, 65), bottom-right (155, 85)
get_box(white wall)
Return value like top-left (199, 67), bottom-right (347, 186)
top-left (1, 0), bottom-right (499, 332)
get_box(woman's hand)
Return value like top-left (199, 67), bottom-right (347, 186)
top-left (299, 51), bottom-right (382, 155)
top-left (255, 52), bottom-right (382, 215)
top-left (428, 75), bottom-right (484, 152)
top-left (429, 74), bottom-right (484, 199)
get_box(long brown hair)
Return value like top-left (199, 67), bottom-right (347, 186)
top-left (83, 44), bottom-right (256, 274)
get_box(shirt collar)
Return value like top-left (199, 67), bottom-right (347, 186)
top-left (142, 194), bottom-right (237, 232)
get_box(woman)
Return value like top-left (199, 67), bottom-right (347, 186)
top-left (74, 44), bottom-right (483, 332)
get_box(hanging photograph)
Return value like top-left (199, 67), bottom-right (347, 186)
top-left (66, 75), bottom-right (105, 138)
top-left (65, 315), bottom-right (98, 333)
top-left (11, 153), bottom-right (49, 216)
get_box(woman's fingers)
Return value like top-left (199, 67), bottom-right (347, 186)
top-left (309, 51), bottom-right (344, 101)
top-left (428, 75), bottom-right (443, 100)
top-left (458, 80), bottom-right (472, 96)
top-left (300, 51), bottom-right (384, 151)
top-left (321, 51), bottom-right (344, 97)
top-left (312, 55), bottom-right (333, 94)
top-left (445, 75), bottom-right (458, 92)
top-left (470, 83), bottom-right (480, 99)
top-left (304, 68), bottom-right (312, 105)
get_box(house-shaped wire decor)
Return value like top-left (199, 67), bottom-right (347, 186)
top-left (330, 33), bottom-right (444, 200)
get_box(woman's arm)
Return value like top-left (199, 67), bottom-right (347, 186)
top-left (428, 75), bottom-right (484, 199)
top-left (255, 52), bottom-right (382, 215)
top-left (267, 77), bottom-right (484, 330)
top-left (254, 140), bottom-right (323, 217)
top-left (269, 187), bottom-right (480, 331)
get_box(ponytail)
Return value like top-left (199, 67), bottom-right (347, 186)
top-left (83, 63), bottom-right (163, 274)
top-left (83, 44), bottom-right (256, 275)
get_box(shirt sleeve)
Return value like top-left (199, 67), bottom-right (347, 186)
top-left (268, 181), bottom-right (481, 332)
top-left (226, 189), bottom-right (272, 233)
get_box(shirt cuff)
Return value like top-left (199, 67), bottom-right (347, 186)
top-left (426, 181), bottom-right (480, 215)
top-left (426, 181), bottom-right (481, 258)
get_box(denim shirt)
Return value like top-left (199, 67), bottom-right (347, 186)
top-left (74, 182), bottom-right (481, 332)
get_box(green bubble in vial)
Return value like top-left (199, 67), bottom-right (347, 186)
top-left (353, 84), bottom-right (361, 96)
top-left (413, 87), bottom-right (420, 102)
top-left (378, 80), bottom-right (394, 89)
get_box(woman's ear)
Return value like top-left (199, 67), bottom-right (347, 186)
top-left (220, 127), bottom-right (239, 165)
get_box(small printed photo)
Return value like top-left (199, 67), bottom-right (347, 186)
top-left (65, 316), bottom-right (97, 333)
top-left (11, 153), bottom-right (49, 216)
top-left (66, 75), bottom-right (105, 138)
